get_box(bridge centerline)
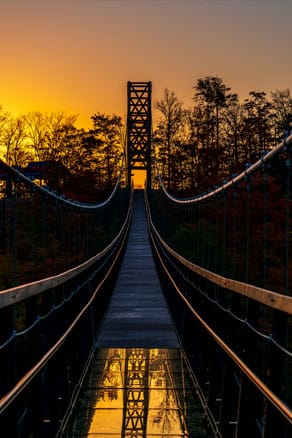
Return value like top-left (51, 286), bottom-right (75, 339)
top-left (96, 190), bottom-right (180, 349)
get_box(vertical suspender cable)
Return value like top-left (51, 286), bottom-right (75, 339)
top-left (53, 198), bottom-right (57, 274)
top-left (232, 182), bottom-right (237, 280)
top-left (197, 203), bottom-right (201, 266)
top-left (42, 196), bottom-right (47, 276)
top-left (207, 198), bottom-right (211, 270)
top-left (263, 166), bottom-right (268, 290)
top-left (30, 190), bottom-right (35, 282)
top-left (285, 144), bottom-right (291, 296)
top-left (12, 179), bottom-right (17, 287)
top-left (284, 143), bottom-right (291, 403)
top-left (245, 173), bottom-right (251, 318)
top-left (222, 189), bottom-right (227, 277)
top-left (214, 194), bottom-right (219, 301)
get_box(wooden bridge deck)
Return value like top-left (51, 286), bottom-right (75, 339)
top-left (96, 190), bottom-right (180, 348)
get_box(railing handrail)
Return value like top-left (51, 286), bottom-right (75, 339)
top-left (146, 192), bottom-right (292, 424)
top-left (0, 190), bottom-right (133, 415)
top-left (0, 190), bottom-right (133, 308)
top-left (150, 233), bottom-right (292, 425)
top-left (0, 158), bottom-right (124, 210)
top-left (145, 192), bottom-right (292, 314)
top-left (157, 133), bottom-right (292, 203)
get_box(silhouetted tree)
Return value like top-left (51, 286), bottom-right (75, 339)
top-left (24, 111), bottom-right (79, 163)
top-left (1, 116), bottom-right (30, 166)
top-left (221, 93), bottom-right (243, 172)
top-left (271, 89), bottom-right (292, 141)
top-left (190, 77), bottom-right (232, 185)
top-left (43, 112), bottom-right (78, 161)
top-left (89, 113), bottom-right (124, 190)
top-left (240, 91), bottom-right (273, 163)
top-left (194, 76), bottom-right (231, 150)
top-left (24, 112), bottom-right (48, 161)
top-left (0, 106), bottom-right (10, 160)
top-left (154, 89), bottom-right (185, 190)
top-left (182, 107), bottom-right (207, 193)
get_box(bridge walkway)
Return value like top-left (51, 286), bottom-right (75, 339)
top-left (61, 191), bottom-right (215, 437)
top-left (96, 189), bottom-right (180, 349)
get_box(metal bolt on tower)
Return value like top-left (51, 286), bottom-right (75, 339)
top-left (127, 81), bottom-right (152, 187)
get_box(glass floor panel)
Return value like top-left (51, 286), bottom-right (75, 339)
top-left (62, 348), bottom-right (214, 437)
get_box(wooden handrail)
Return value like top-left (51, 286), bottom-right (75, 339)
top-left (0, 192), bottom-right (133, 308)
top-left (146, 193), bottom-right (292, 315)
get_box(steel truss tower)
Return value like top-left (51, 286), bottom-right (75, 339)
top-left (127, 81), bottom-right (152, 187)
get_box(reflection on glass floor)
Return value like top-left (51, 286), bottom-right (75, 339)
top-left (62, 349), bottom-right (213, 437)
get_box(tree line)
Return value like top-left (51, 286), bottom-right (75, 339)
top-left (0, 110), bottom-right (124, 201)
top-left (1, 76), bottom-right (292, 198)
top-left (154, 76), bottom-right (292, 194)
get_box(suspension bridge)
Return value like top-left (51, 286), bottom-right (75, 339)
top-left (0, 82), bottom-right (291, 437)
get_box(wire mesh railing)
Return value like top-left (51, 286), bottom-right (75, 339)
top-left (0, 159), bottom-right (128, 289)
top-left (0, 160), bottom-right (132, 436)
top-left (153, 133), bottom-right (292, 295)
top-left (147, 134), bottom-right (292, 437)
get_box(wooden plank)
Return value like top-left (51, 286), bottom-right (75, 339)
top-left (96, 190), bottom-right (180, 348)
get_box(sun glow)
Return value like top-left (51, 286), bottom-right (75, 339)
top-left (132, 170), bottom-right (146, 189)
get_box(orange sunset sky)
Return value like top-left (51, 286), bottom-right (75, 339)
top-left (0, 0), bottom-right (291, 130)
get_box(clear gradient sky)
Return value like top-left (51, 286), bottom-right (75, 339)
top-left (1, 0), bottom-right (291, 129)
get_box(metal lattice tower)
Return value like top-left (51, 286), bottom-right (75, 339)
top-left (127, 81), bottom-right (152, 187)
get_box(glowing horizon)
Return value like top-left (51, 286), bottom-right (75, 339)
top-left (0, 1), bottom-right (291, 131)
